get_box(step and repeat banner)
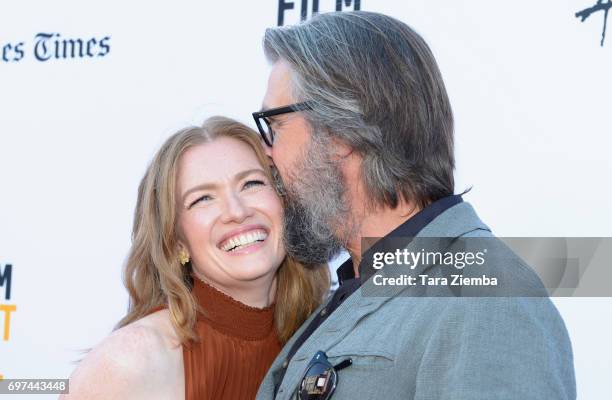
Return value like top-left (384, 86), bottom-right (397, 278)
top-left (1, 1), bottom-right (611, 398)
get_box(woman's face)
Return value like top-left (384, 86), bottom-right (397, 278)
top-left (176, 136), bottom-right (286, 292)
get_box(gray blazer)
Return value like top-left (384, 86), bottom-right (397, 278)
top-left (257, 202), bottom-right (576, 399)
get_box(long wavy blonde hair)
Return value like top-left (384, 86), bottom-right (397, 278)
top-left (115, 116), bottom-right (329, 345)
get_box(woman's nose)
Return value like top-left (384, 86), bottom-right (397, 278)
top-left (220, 192), bottom-right (253, 224)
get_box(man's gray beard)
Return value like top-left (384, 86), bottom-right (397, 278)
top-left (273, 139), bottom-right (354, 267)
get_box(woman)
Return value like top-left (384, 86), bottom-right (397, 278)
top-left (64, 117), bottom-right (329, 399)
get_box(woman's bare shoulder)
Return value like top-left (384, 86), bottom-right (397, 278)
top-left (135, 308), bottom-right (182, 346)
top-left (62, 310), bottom-right (183, 399)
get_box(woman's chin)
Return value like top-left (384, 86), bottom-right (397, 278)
top-left (225, 262), bottom-right (280, 283)
top-left (217, 242), bottom-right (283, 277)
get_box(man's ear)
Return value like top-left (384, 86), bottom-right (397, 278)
top-left (330, 137), bottom-right (353, 160)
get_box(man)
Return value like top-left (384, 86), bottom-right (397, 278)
top-left (253, 11), bottom-right (576, 400)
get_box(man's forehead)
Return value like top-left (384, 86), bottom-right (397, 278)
top-left (262, 60), bottom-right (294, 110)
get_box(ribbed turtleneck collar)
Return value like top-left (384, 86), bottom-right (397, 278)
top-left (191, 276), bottom-right (276, 340)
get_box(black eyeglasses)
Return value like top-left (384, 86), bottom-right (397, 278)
top-left (296, 351), bottom-right (352, 400)
top-left (252, 102), bottom-right (313, 146)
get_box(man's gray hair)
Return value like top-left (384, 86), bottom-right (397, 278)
top-left (263, 11), bottom-right (455, 208)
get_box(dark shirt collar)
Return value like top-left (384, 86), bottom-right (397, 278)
top-left (336, 194), bottom-right (463, 285)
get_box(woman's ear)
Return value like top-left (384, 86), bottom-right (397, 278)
top-left (177, 242), bottom-right (190, 266)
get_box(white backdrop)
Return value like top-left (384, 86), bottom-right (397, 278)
top-left (1, 1), bottom-right (611, 399)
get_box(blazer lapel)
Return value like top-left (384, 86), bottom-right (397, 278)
top-left (276, 289), bottom-right (386, 399)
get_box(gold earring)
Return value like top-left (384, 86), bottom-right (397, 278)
top-left (178, 250), bottom-right (190, 265)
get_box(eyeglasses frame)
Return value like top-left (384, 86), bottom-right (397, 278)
top-left (252, 101), bottom-right (313, 146)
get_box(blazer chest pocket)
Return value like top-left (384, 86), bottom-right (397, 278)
top-left (327, 347), bottom-right (395, 370)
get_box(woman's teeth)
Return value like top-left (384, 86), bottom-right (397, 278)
top-left (221, 230), bottom-right (268, 252)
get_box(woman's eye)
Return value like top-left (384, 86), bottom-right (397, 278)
top-left (189, 194), bottom-right (212, 208)
top-left (243, 180), bottom-right (265, 190)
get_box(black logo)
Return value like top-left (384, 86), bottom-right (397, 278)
top-left (576, 0), bottom-right (612, 46)
top-left (1, 33), bottom-right (111, 63)
top-left (0, 264), bottom-right (11, 301)
top-left (277, 0), bottom-right (361, 26)
top-left (1, 263), bottom-right (15, 343)
top-left (34, 33), bottom-right (110, 61)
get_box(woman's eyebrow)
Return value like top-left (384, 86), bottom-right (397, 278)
top-left (234, 168), bottom-right (266, 181)
top-left (182, 182), bottom-right (217, 203)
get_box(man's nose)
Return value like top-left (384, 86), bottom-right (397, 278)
top-left (220, 193), bottom-right (253, 224)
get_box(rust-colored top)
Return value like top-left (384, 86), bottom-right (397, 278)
top-left (151, 277), bottom-right (281, 399)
